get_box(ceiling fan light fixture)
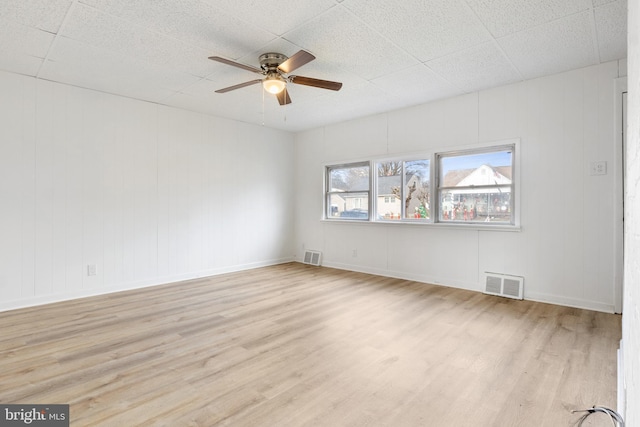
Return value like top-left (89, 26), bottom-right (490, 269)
top-left (263, 74), bottom-right (286, 94)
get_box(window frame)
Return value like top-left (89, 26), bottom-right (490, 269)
top-left (435, 144), bottom-right (516, 226)
top-left (374, 157), bottom-right (432, 223)
top-left (325, 161), bottom-right (371, 221)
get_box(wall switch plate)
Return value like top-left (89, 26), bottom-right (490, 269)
top-left (590, 161), bottom-right (607, 176)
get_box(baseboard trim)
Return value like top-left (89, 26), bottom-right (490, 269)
top-left (4, 257), bottom-right (614, 315)
top-left (0, 257), bottom-right (295, 313)
top-left (320, 261), bottom-right (479, 293)
top-left (316, 261), bottom-right (616, 314)
top-left (525, 292), bottom-right (615, 314)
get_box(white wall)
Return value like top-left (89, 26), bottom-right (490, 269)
top-left (295, 60), bottom-right (624, 313)
top-left (0, 71), bottom-right (295, 311)
top-left (623, 0), bottom-right (639, 422)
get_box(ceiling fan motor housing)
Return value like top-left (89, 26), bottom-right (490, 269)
top-left (259, 53), bottom-right (288, 71)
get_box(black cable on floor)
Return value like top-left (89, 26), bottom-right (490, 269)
top-left (571, 406), bottom-right (624, 427)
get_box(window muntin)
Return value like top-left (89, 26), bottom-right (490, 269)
top-left (437, 147), bottom-right (513, 224)
top-left (326, 162), bottom-right (370, 220)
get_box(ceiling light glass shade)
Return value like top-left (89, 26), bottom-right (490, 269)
top-left (263, 75), bottom-right (286, 94)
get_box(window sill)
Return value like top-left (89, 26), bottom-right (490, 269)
top-left (322, 218), bottom-right (521, 232)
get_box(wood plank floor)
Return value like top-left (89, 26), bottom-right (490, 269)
top-left (0, 263), bottom-right (621, 426)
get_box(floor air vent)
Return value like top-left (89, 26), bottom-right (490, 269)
top-left (483, 272), bottom-right (524, 300)
top-left (302, 250), bottom-right (322, 266)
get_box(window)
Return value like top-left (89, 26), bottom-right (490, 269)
top-left (376, 160), bottom-right (430, 220)
top-left (436, 146), bottom-right (514, 224)
top-left (324, 141), bottom-right (516, 227)
top-left (326, 162), bottom-right (370, 220)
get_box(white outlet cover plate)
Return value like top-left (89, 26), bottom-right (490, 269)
top-left (590, 161), bottom-right (607, 175)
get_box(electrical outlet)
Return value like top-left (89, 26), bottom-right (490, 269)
top-left (590, 161), bottom-right (607, 176)
top-left (87, 264), bottom-right (97, 276)
top-left (352, 249), bottom-right (357, 257)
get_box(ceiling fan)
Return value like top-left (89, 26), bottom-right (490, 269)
top-left (208, 50), bottom-right (342, 105)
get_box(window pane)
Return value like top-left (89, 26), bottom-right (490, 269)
top-left (440, 189), bottom-right (511, 223)
top-left (326, 162), bottom-right (370, 220)
top-left (329, 165), bottom-right (369, 192)
top-left (438, 147), bottom-right (513, 224)
top-left (329, 193), bottom-right (369, 219)
top-left (440, 150), bottom-right (512, 186)
top-left (405, 160), bottom-right (430, 219)
top-left (377, 162), bottom-right (402, 220)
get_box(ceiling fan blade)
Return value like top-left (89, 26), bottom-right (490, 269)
top-left (276, 88), bottom-right (292, 105)
top-left (208, 56), bottom-right (262, 74)
top-left (278, 50), bottom-right (315, 74)
top-left (215, 79), bottom-right (262, 93)
top-left (289, 75), bottom-right (343, 91)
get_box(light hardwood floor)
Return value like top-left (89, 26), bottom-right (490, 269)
top-left (0, 263), bottom-right (621, 426)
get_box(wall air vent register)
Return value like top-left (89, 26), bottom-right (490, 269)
top-left (483, 272), bottom-right (524, 300)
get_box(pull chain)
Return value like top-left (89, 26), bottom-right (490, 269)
top-left (261, 85), bottom-right (265, 126)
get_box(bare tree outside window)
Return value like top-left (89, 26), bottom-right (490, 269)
top-left (405, 160), bottom-right (430, 219)
top-left (378, 161), bottom-right (402, 176)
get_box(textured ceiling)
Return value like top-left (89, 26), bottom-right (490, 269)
top-left (0, 0), bottom-right (628, 132)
